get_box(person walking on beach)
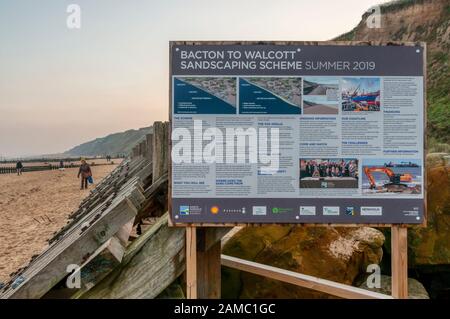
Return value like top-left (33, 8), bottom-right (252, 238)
top-left (59, 160), bottom-right (65, 171)
top-left (77, 159), bottom-right (92, 190)
top-left (16, 161), bottom-right (23, 176)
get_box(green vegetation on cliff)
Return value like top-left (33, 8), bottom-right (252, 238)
top-left (335, 0), bottom-right (450, 143)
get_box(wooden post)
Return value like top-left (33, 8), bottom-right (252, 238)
top-left (152, 121), bottom-right (169, 182)
top-left (145, 133), bottom-right (153, 161)
top-left (132, 146), bottom-right (139, 159)
top-left (391, 225), bottom-right (408, 299)
top-left (186, 226), bottom-right (197, 299)
top-left (139, 141), bottom-right (146, 157)
top-left (197, 228), bottom-right (224, 298)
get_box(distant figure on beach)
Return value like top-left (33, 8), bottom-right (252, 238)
top-left (59, 160), bottom-right (65, 171)
top-left (77, 159), bottom-right (92, 190)
top-left (106, 155), bottom-right (111, 162)
top-left (16, 161), bottom-right (23, 176)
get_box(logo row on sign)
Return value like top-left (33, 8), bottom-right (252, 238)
top-left (176, 205), bottom-right (383, 217)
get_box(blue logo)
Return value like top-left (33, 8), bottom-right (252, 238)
top-left (179, 205), bottom-right (190, 215)
top-left (345, 207), bottom-right (355, 216)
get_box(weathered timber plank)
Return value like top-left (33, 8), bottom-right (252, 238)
top-left (152, 121), bottom-right (169, 181)
top-left (391, 225), bottom-right (408, 299)
top-left (2, 198), bottom-right (137, 299)
top-left (221, 255), bottom-right (393, 299)
top-left (186, 227), bottom-right (197, 299)
top-left (145, 134), bottom-right (153, 161)
top-left (197, 238), bottom-right (221, 299)
top-left (67, 218), bottom-right (134, 299)
top-left (198, 227), bottom-right (231, 252)
top-left (79, 213), bottom-right (186, 299)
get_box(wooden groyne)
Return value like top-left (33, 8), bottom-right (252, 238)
top-left (0, 161), bottom-right (116, 175)
top-left (0, 121), bottom-right (228, 299)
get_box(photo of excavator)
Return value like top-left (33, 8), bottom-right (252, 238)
top-left (364, 167), bottom-right (413, 192)
top-left (362, 159), bottom-right (422, 195)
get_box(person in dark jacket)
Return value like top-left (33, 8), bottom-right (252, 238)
top-left (77, 159), bottom-right (92, 190)
top-left (16, 161), bottom-right (23, 176)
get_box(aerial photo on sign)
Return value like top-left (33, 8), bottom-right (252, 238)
top-left (303, 76), bottom-right (339, 114)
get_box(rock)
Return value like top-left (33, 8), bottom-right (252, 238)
top-left (411, 162), bottom-right (450, 265)
top-left (383, 153), bottom-right (450, 266)
top-left (384, 154), bottom-right (450, 267)
top-left (221, 225), bottom-right (292, 298)
top-left (222, 226), bottom-right (385, 298)
top-left (358, 275), bottom-right (429, 299)
top-left (426, 152), bottom-right (449, 169)
top-left (379, 153), bottom-right (450, 298)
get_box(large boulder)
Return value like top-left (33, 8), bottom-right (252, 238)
top-left (426, 153), bottom-right (449, 169)
top-left (380, 153), bottom-right (449, 298)
top-left (388, 153), bottom-right (450, 266)
top-left (222, 226), bottom-right (385, 298)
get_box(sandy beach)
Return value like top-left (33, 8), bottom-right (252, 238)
top-left (0, 164), bottom-right (118, 283)
top-left (0, 158), bottom-right (121, 168)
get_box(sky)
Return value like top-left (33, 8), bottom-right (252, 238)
top-left (0, 0), bottom-right (389, 158)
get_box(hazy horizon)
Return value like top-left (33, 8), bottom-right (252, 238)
top-left (0, 0), bottom-right (390, 157)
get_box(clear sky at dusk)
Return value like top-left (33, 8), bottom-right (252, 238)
top-left (0, 0), bottom-right (389, 157)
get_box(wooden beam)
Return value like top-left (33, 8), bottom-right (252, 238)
top-left (391, 225), bottom-right (408, 299)
top-left (114, 218), bottom-right (134, 247)
top-left (197, 227), bottom-right (231, 252)
top-left (145, 133), bottom-right (153, 161)
top-left (67, 218), bottom-right (134, 298)
top-left (78, 213), bottom-right (186, 299)
top-left (186, 226), bottom-right (197, 299)
top-left (195, 227), bottom-right (230, 298)
top-left (221, 254), bottom-right (393, 299)
top-left (152, 121), bottom-right (169, 182)
top-left (3, 199), bottom-right (137, 299)
top-left (197, 236), bottom-right (221, 299)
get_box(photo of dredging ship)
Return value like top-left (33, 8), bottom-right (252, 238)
top-left (341, 78), bottom-right (380, 112)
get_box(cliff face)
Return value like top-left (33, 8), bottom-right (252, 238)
top-left (336, 0), bottom-right (450, 143)
top-left (65, 126), bottom-right (153, 157)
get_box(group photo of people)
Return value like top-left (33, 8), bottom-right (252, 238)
top-left (300, 158), bottom-right (359, 189)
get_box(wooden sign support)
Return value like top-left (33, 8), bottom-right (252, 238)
top-left (391, 225), bottom-right (408, 298)
top-left (185, 227), bottom-right (227, 299)
top-left (186, 226), bottom-right (197, 299)
top-left (186, 225), bottom-right (410, 299)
